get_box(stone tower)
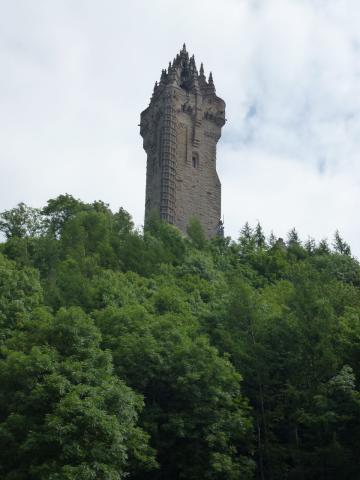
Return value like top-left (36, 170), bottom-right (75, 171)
top-left (140, 44), bottom-right (225, 238)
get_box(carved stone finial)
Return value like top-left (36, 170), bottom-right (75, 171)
top-left (189, 54), bottom-right (197, 74)
top-left (180, 43), bottom-right (189, 59)
top-left (207, 71), bottom-right (216, 93)
top-left (200, 62), bottom-right (204, 76)
top-left (160, 69), bottom-right (167, 84)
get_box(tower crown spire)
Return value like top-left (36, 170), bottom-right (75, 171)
top-left (153, 45), bottom-right (219, 95)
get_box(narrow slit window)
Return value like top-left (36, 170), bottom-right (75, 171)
top-left (192, 152), bottom-right (199, 168)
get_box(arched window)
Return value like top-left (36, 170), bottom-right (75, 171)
top-left (192, 152), bottom-right (199, 168)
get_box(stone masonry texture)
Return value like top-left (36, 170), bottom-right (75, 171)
top-left (140, 44), bottom-right (226, 238)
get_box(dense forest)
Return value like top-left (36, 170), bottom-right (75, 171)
top-left (0, 195), bottom-right (359, 480)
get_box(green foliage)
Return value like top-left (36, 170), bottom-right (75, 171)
top-left (42, 194), bottom-right (86, 237)
top-left (0, 203), bottom-right (44, 239)
top-left (146, 214), bottom-right (186, 265)
top-left (0, 253), bottom-right (43, 341)
top-left (1, 199), bottom-right (360, 480)
top-left (0, 307), bottom-right (154, 479)
top-left (94, 306), bottom-right (254, 480)
top-left (187, 217), bottom-right (207, 249)
top-left (333, 230), bottom-right (351, 256)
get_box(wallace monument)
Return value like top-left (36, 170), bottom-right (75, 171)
top-left (140, 44), bottom-right (226, 238)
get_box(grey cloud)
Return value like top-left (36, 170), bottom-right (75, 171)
top-left (0, 0), bottom-right (360, 256)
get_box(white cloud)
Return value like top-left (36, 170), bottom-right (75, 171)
top-left (221, 145), bottom-right (359, 243)
top-left (0, 0), bottom-right (360, 255)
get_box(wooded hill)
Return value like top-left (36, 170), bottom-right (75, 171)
top-left (0, 195), bottom-right (359, 480)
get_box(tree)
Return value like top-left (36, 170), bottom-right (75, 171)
top-left (254, 222), bottom-right (266, 250)
top-left (0, 307), bottom-right (154, 479)
top-left (187, 217), bottom-right (207, 250)
top-left (238, 222), bottom-right (255, 253)
top-left (268, 231), bottom-right (277, 247)
top-left (2, 196), bottom-right (360, 479)
top-left (304, 237), bottom-right (316, 254)
top-left (333, 230), bottom-right (351, 256)
top-left (146, 214), bottom-right (186, 265)
top-left (42, 194), bottom-right (85, 237)
top-left (95, 305), bottom-right (255, 480)
top-left (317, 238), bottom-right (330, 255)
top-left (0, 203), bottom-right (44, 239)
top-left (113, 207), bottom-right (134, 235)
top-left (287, 228), bottom-right (300, 246)
top-left (0, 253), bottom-right (43, 341)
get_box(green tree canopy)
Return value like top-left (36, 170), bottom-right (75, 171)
top-left (0, 307), bottom-right (154, 479)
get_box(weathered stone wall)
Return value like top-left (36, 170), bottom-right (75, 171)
top-left (173, 92), bottom-right (222, 238)
top-left (140, 46), bottom-right (225, 238)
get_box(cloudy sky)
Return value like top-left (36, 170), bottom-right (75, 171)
top-left (1, 0), bottom-right (360, 255)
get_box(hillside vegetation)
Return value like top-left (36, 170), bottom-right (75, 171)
top-left (0, 195), bottom-right (359, 480)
